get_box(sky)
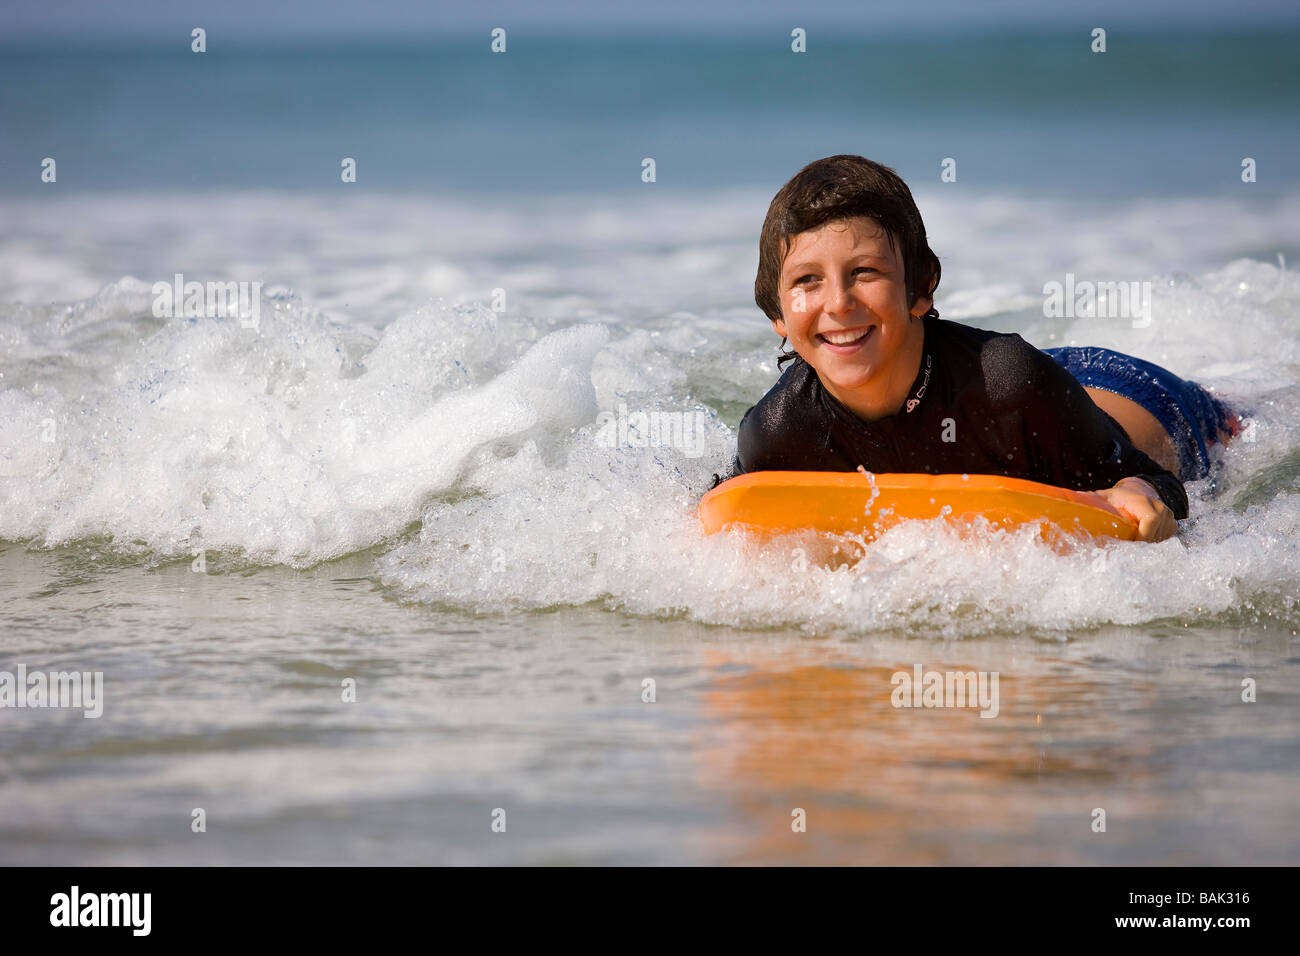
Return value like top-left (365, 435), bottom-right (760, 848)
top-left (5, 0), bottom-right (1300, 42)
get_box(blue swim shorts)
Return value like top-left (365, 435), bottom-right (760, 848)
top-left (1043, 346), bottom-right (1237, 480)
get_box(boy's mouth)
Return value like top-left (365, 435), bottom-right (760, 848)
top-left (817, 325), bottom-right (875, 351)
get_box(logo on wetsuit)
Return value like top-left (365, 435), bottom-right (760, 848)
top-left (905, 353), bottom-right (932, 413)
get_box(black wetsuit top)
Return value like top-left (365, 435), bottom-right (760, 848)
top-left (731, 313), bottom-right (1189, 519)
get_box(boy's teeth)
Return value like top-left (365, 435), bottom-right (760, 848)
top-left (823, 328), bottom-right (869, 345)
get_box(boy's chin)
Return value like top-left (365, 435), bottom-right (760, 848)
top-left (813, 361), bottom-right (878, 393)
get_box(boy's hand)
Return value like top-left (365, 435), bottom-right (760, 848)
top-left (1093, 476), bottom-right (1178, 542)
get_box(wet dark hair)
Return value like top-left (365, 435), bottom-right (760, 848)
top-left (754, 155), bottom-right (941, 331)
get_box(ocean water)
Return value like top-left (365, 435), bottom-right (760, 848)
top-left (2, 31), bottom-right (1300, 865)
top-left (3, 30), bottom-right (1300, 195)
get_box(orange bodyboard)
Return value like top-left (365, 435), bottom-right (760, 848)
top-left (699, 472), bottom-right (1137, 544)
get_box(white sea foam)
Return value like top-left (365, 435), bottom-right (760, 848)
top-left (0, 281), bottom-right (608, 565)
top-left (2, 189), bottom-right (1299, 635)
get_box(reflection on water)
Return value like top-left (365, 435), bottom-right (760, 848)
top-left (695, 642), bottom-right (1293, 865)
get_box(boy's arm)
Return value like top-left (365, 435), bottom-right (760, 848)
top-left (983, 336), bottom-right (1188, 522)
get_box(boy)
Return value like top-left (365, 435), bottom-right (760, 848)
top-left (734, 155), bottom-right (1238, 542)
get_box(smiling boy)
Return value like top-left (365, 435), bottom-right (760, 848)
top-left (735, 155), bottom-right (1237, 542)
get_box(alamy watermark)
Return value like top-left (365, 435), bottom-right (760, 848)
top-left (0, 664), bottom-right (103, 718)
top-left (1043, 273), bottom-right (1152, 328)
top-left (50, 886), bottom-right (150, 936)
top-left (152, 273), bottom-right (262, 330)
top-left (594, 403), bottom-right (708, 458)
top-left (891, 664), bottom-right (999, 718)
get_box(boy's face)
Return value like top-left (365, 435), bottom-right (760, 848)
top-left (774, 217), bottom-right (932, 407)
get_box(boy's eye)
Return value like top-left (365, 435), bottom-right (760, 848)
top-left (790, 266), bottom-right (878, 288)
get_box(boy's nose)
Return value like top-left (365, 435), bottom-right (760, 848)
top-left (823, 281), bottom-right (854, 315)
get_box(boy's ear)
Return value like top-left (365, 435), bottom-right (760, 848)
top-left (772, 317), bottom-right (788, 338)
top-left (910, 293), bottom-right (933, 318)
